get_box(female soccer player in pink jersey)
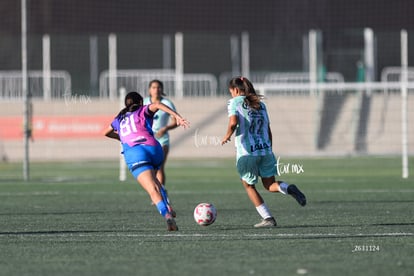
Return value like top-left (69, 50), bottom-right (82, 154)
top-left (104, 91), bottom-right (189, 231)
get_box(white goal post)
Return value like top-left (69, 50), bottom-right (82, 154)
top-left (119, 87), bottom-right (127, 182)
top-left (0, 70), bottom-right (72, 100)
top-left (255, 81), bottom-right (412, 179)
top-left (99, 69), bottom-right (218, 98)
top-left (400, 30), bottom-right (409, 179)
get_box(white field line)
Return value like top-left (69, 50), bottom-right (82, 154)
top-left (1, 189), bottom-right (414, 197)
top-left (1, 232), bottom-right (413, 239)
top-left (78, 232), bottom-right (414, 238)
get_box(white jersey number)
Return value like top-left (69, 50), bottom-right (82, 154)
top-left (119, 114), bottom-right (138, 137)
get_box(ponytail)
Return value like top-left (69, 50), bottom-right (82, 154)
top-left (116, 91), bottom-right (143, 120)
top-left (228, 76), bottom-right (263, 110)
top-left (245, 93), bottom-right (262, 110)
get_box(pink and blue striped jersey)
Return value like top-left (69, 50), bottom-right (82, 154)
top-left (111, 105), bottom-right (159, 147)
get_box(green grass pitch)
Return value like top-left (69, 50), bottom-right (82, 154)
top-left (0, 157), bottom-right (413, 276)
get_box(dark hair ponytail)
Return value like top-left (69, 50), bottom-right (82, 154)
top-left (116, 91), bottom-right (143, 119)
top-left (228, 76), bottom-right (263, 110)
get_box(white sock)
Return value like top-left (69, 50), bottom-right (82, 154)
top-left (256, 203), bottom-right (273, 219)
top-left (278, 182), bottom-right (289, 195)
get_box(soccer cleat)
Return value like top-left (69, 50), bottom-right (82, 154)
top-left (168, 205), bottom-right (177, 218)
top-left (287, 184), bottom-right (307, 206)
top-left (166, 217), bottom-right (178, 231)
top-left (254, 217), bottom-right (277, 228)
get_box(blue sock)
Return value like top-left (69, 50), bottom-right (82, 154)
top-left (156, 201), bottom-right (169, 217)
top-left (279, 182), bottom-right (289, 195)
top-left (160, 185), bottom-right (170, 205)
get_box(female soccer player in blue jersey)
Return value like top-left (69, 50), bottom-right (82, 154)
top-left (143, 80), bottom-right (177, 189)
top-left (104, 91), bottom-right (189, 231)
top-left (221, 77), bottom-right (306, 228)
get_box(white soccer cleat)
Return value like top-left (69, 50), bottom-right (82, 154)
top-left (254, 217), bottom-right (277, 228)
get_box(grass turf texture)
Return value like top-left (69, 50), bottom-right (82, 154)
top-left (0, 157), bottom-right (413, 276)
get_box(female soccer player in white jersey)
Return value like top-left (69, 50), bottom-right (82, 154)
top-left (221, 77), bottom-right (306, 228)
top-left (143, 80), bottom-right (178, 189)
top-left (104, 91), bottom-right (189, 231)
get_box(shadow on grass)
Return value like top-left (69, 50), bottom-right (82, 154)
top-left (1, 226), bottom-right (412, 241)
top-left (219, 222), bottom-right (414, 231)
top-left (278, 222), bottom-right (414, 229)
top-left (0, 230), bottom-right (118, 236)
top-left (312, 200), bottom-right (414, 204)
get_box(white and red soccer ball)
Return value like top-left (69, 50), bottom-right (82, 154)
top-left (193, 203), bottom-right (217, 226)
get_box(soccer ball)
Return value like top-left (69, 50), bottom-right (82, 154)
top-left (193, 203), bottom-right (217, 226)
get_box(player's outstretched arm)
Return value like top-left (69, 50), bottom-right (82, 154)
top-left (221, 115), bottom-right (238, 145)
top-left (103, 125), bottom-right (120, 141)
top-left (149, 102), bottom-right (190, 129)
top-left (156, 114), bottom-right (178, 138)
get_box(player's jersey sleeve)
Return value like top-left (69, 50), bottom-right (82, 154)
top-left (111, 117), bottom-right (120, 132)
top-left (227, 97), bottom-right (238, 117)
top-left (143, 104), bottom-right (155, 119)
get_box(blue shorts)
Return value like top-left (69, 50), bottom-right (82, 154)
top-left (122, 143), bottom-right (164, 179)
top-left (236, 153), bottom-right (277, 185)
